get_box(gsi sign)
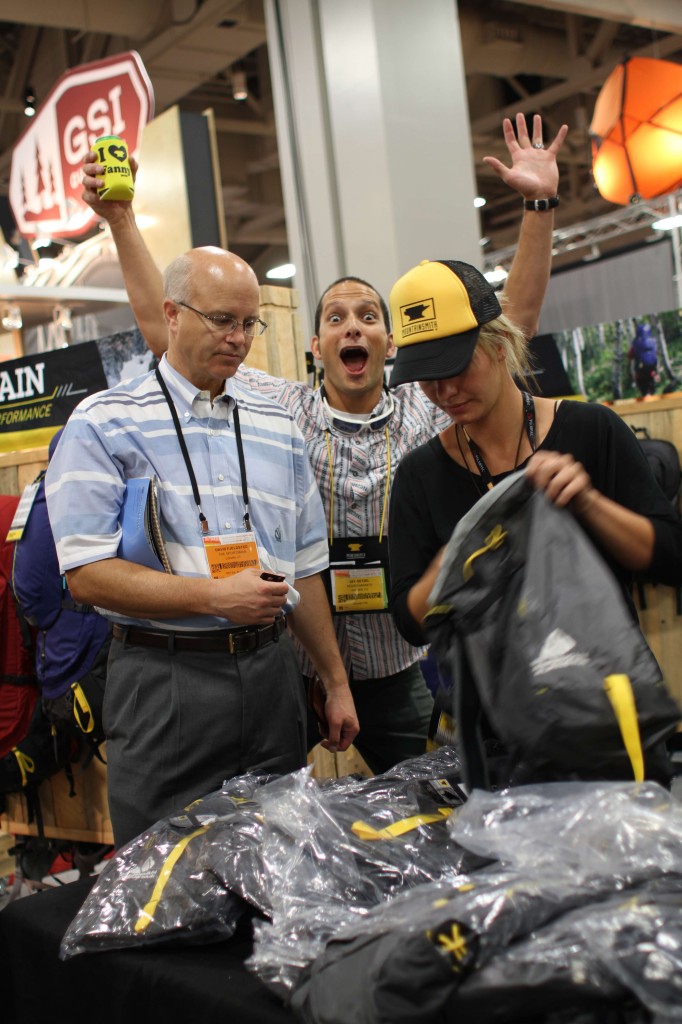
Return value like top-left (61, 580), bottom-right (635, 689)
top-left (9, 51), bottom-right (154, 239)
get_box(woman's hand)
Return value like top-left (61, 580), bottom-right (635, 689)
top-left (525, 450), bottom-right (598, 515)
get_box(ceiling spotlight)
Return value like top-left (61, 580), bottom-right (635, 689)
top-left (231, 68), bottom-right (248, 102)
top-left (652, 214), bottom-right (682, 231)
top-left (473, 196), bottom-right (487, 208)
top-left (266, 263), bottom-right (296, 280)
top-left (24, 86), bottom-right (36, 117)
top-left (2, 304), bottom-right (22, 331)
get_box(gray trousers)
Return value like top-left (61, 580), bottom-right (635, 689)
top-left (104, 631), bottom-right (306, 847)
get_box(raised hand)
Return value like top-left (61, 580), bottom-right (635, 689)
top-left (483, 113), bottom-right (568, 201)
top-left (81, 150), bottom-right (139, 223)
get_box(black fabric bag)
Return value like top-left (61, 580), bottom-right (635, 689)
top-left (424, 472), bottom-right (681, 791)
top-left (630, 426), bottom-right (681, 511)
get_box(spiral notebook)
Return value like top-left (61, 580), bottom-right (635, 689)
top-left (118, 477), bottom-right (172, 573)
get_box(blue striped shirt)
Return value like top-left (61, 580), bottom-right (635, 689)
top-left (45, 356), bottom-right (328, 630)
top-left (238, 367), bottom-right (449, 678)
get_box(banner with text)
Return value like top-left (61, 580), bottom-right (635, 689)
top-left (0, 329), bottom-right (153, 453)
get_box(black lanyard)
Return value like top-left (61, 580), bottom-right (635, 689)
top-left (465, 391), bottom-right (536, 491)
top-left (155, 368), bottom-right (251, 534)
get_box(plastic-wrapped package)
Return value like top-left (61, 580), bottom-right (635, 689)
top-left (453, 874), bottom-right (682, 1024)
top-left (290, 867), bottom-right (632, 1024)
top-left (60, 749), bottom-right (467, 962)
top-left (448, 781), bottom-right (682, 883)
top-left (451, 886), bottom-right (671, 1024)
top-left (247, 747), bottom-right (492, 997)
top-left (290, 784), bottom-right (682, 1024)
top-left (288, 780), bottom-right (682, 1024)
top-left (579, 874), bottom-right (682, 1021)
top-left (59, 772), bottom-right (275, 958)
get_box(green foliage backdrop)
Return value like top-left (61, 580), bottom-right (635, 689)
top-left (553, 309), bottom-right (682, 402)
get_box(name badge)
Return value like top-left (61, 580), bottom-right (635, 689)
top-left (203, 531), bottom-right (260, 579)
top-left (325, 536), bottom-right (391, 613)
top-left (6, 481), bottom-right (41, 542)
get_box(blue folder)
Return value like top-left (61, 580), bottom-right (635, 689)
top-left (118, 477), bottom-right (170, 572)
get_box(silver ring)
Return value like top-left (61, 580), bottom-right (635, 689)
top-left (532, 141), bottom-right (544, 149)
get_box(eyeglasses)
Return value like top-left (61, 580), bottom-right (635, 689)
top-left (174, 300), bottom-right (267, 337)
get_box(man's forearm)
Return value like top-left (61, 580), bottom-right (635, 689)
top-left (288, 574), bottom-right (348, 690)
top-left (107, 208), bottom-right (168, 357)
top-left (288, 573), bottom-right (359, 752)
top-left (67, 560), bottom-right (290, 625)
top-left (68, 558), bottom-right (215, 618)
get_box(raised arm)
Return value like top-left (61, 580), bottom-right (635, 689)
top-left (82, 154), bottom-right (168, 357)
top-left (484, 113), bottom-right (568, 339)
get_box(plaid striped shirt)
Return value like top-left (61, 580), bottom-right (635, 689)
top-left (46, 357), bottom-right (327, 631)
top-left (238, 367), bottom-right (448, 678)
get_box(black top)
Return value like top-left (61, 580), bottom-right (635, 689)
top-left (389, 399), bottom-right (682, 646)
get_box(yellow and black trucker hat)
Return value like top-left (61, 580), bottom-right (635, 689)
top-left (388, 259), bottom-right (502, 388)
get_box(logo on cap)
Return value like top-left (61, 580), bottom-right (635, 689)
top-left (400, 298), bottom-right (437, 338)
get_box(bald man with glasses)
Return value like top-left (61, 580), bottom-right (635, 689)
top-left (46, 245), bottom-right (358, 848)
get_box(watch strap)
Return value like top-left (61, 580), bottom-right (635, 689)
top-left (523, 196), bottom-right (559, 211)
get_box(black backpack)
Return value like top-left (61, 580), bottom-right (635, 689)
top-left (630, 426), bottom-right (681, 511)
top-left (424, 473), bottom-right (680, 792)
top-left (630, 426), bottom-right (681, 614)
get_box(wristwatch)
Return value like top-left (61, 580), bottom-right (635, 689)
top-left (523, 196), bottom-right (559, 211)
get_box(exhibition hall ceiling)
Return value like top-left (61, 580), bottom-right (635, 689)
top-left (0, 0), bottom-right (681, 281)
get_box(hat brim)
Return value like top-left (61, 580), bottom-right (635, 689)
top-left (388, 327), bottom-right (479, 388)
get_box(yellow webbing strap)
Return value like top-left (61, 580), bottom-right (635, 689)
top-left (351, 807), bottom-right (452, 841)
top-left (71, 681), bottom-right (94, 734)
top-left (462, 524), bottom-right (508, 582)
top-left (603, 674), bottom-right (645, 782)
top-left (425, 604), bottom-right (453, 621)
top-left (135, 826), bottom-right (209, 933)
top-left (12, 748), bottom-right (35, 787)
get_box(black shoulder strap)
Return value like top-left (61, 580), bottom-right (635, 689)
top-left (450, 639), bottom-right (491, 792)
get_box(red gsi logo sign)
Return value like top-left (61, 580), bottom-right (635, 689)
top-left (9, 51), bottom-right (154, 239)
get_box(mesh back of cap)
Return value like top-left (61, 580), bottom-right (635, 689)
top-left (438, 260), bottom-right (501, 327)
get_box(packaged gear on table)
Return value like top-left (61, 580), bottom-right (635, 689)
top-left (291, 780), bottom-right (682, 1024)
top-left (60, 771), bottom-right (278, 958)
top-left (248, 747), bottom-right (476, 998)
top-left (62, 748), bottom-right (471, 973)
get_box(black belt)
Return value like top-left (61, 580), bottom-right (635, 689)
top-left (112, 618), bottom-right (286, 655)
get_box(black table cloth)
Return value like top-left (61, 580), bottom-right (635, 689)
top-left (0, 875), bottom-right (294, 1024)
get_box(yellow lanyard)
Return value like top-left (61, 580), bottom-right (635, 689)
top-left (324, 425), bottom-right (391, 544)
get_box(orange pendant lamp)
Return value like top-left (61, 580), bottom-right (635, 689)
top-left (590, 56), bottom-right (682, 205)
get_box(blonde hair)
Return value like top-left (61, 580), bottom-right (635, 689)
top-left (476, 312), bottom-right (537, 389)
